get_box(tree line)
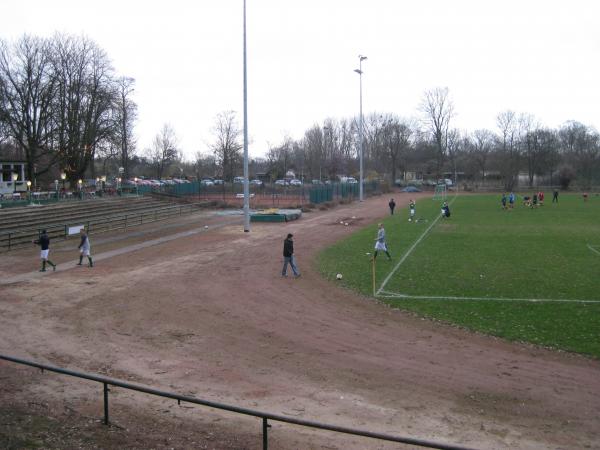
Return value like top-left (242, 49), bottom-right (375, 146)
top-left (207, 87), bottom-right (599, 190)
top-left (2, 35), bottom-right (599, 190)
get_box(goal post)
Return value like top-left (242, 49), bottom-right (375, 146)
top-left (433, 184), bottom-right (447, 201)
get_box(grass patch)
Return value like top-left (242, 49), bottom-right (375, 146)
top-left (318, 193), bottom-right (600, 358)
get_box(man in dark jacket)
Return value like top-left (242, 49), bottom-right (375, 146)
top-left (33, 229), bottom-right (57, 272)
top-left (388, 198), bottom-right (396, 215)
top-left (282, 233), bottom-right (300, 277)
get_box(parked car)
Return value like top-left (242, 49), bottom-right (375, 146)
top-left (402, 186), bottom-right (422, 193)
top-left (345, 177), bottom-right (358, 184)
top-left (233, 176), bottom-right (245, 184)
top-left (201, 179), bottom-right (214, 186)
top-left (274, 179), bottom-right (288, 186)
top-left (289, 179), bottom-right (302, 186)
top-left (311, 179), bottom-right (323, 185)
top-left (213, 179), bottom-right (224, 185)
top-left (250, 179), bottom-right (263, 186)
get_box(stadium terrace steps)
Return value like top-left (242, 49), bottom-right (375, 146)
top-left (0, 197), bottom-right (173, 233)
top-left (0, 196), bottom-right (202, 251)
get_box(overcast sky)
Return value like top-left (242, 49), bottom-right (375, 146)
top-left (3, 0), bottom-right (599, 160)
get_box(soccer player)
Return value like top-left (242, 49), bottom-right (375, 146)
top-left (373, 223), bottom-right (392, 260)
top-left (77, 228), bottom-right (93, 267)
top-left (409, 199), bottom-right (416, 221)
top-left (441, 202), bottom-right (451, 218)
top-left (509, 192), bottom-right (515, 209)
top-left (501, 193), bottom-right (507, 210)
top-left (33, 229), bottom-right (57, 272)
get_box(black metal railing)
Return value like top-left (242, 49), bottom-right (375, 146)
top-left (0, 354), bottom-right (476, 450)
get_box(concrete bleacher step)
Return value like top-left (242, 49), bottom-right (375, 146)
top-left (0, 197), bottom-right (203, 251)
top-left (0, 197), bottom-right (176, 233)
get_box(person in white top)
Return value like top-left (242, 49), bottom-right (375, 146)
top-left (373, 223), bottom-right (392, 260)
top-left (77, 228), bottom-right (93, 267)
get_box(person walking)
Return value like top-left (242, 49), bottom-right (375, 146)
top-left (281, 233), bottom-right (300, 278)
top-left (388, 198), bottom-right (396, 215)
top-left (77, 228), bottom-right (93, 267)
top-left (409, 199), bottom-right (416, 222)
top-left (552, 189), bottom-right (559, 203)
top-left (373, 223), bottom-right (392, 260)
top-left (33, 229), bottom-right (57, 272)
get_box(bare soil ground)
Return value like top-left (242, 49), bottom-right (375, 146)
top-left (1, 193), bottom-right (599, 449)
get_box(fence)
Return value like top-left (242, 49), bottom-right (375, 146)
top-left (137, 181), bottom-right (381, 205)
top-left (0, 203), bottom-right (200, 252)
top-left (0, 354), bottom-right (475, 450)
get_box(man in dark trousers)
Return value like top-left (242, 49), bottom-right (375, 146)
top-left (282, 233), bottom-right (300, 277)
top-left (388, 198), bottom-right (396, 215)
top-left (553, 189), bottom-right (559, 203)
top-left (33, 229), bottom-right (57, 272)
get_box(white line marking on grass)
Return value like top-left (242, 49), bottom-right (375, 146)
top-left (377, 290), bottom-right (600, 304)
top-left (376, 195), bottom-right (457, 296)
top-left (587, 243), bottom-right (600, 256)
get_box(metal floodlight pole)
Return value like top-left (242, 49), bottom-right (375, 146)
top-left (242, 0), bottom-right (250, 232)
top-left (354, 55), bottom-right (367, 201)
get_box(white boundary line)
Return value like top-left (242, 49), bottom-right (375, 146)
top-left (376, 195), bottom-right (457, 295)
top-left (376, 197), bottom-right (600, 304)
top-left (378, 290), bottom-right (600, 304)
top-left (587, 243), bottom-right (600, 256)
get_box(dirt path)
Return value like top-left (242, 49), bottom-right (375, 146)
top-left (1, 193), bottom-right (599, 449)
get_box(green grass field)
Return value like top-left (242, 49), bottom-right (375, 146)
top-left (318, 193), bottom-right (600, 358)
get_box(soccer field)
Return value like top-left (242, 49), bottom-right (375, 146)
top-left (318, 193), bottom-right (600, 358)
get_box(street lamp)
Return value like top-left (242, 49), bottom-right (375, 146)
top-left (60, 172), bottom-right (66, 198)
top-left (134, 177), bottom-right (139, 196)
top-left (26, 180), bottom-right (32, 204)
top-left (354, 55), bottom-right (367, 201)
top-left (78, 179), bottom-right (83, 199)
top-left (11, 172), bottom-right (18, 194)
top-left (54, 180), bottom-right (59, 199)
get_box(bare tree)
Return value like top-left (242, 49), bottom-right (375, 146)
top-left (194, 151), bottom-right (217, 180)
top-left (0, 35), bottom-right (56, 180)
top-left (113, 76), bottom-right (137, 179)
top-left (211, 111), bottom-right (242, 182)
top-left (420, 87), bottom-right (454, 177)
top-left (496, 110), bottom-right (519, 190)
top-left (468, 129), bottom-right (495, 183)
top-left (145, 124), bottom-right (179, 179)
top-left (301, 125), bottom-right (324, 181)
top-left (51, 34), bottom-right (117, 182)
top-left (558, 121), bottom-right (600, 189)
top-left (377, 114), bottom-right (413, 184)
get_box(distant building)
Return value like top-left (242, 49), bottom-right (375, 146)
top-left (0, 159), bottom-right (27, 194)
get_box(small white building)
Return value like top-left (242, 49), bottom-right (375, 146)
top-left (0, 160), bottom-right (27, 195)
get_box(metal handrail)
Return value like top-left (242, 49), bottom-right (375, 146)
top-left (0, 354), bottom-right (476, 450)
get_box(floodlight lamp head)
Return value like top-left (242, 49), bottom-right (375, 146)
top-left (354, 69), bottom-right (362, 74)
top-left (359, 55), bottom-right (367, 61)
